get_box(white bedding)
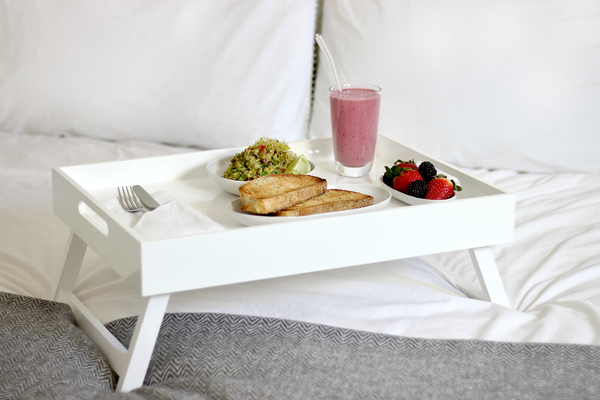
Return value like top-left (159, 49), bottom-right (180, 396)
top-left (2, 131), bottom-right (600, 345)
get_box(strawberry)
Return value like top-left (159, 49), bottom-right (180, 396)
top-left (425, 175), bottom-right (462, 200)
top-left (392, 169), bottom-right (424, 193)
top-left (394, 159), bottom-right (418, 170)
top-left (383, 161), bottom-right (420, 188)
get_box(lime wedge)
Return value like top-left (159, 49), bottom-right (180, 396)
top-left (285, 154), bottom-right (311, 175)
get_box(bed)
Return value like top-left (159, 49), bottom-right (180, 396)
top-left (2, 1), bottom-right (600, 399)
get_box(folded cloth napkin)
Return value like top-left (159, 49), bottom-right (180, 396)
top-left (104, 190), bottom-right (225, 240)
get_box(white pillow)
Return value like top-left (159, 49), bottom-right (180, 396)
top-left (0, 0), bottom-right (317, 149)
top-left (311, 0), bottom-right (600, 173)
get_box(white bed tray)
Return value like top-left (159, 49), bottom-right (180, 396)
top-left (51, 134), bottom-right (515, 391)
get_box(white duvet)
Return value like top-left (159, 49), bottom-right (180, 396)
top-left (2, 131), bottom-right (599, 345)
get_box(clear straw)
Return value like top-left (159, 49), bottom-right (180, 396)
top-left (315, 33), bottom-right (342, 93)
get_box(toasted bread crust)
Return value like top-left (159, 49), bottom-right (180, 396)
top-left (239, 174), bottom-right (327, 214)
top-left (276, 189), bottom-right (374, 216)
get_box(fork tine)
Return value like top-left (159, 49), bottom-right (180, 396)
top-left (127, 186), bottom-right (144, 209)
top-left (124, 187), bottom-right (136, 210)
top-left (118, 186), bottom-right (130, 210)
top-left (118, 186), bottom-right (142, 212)
top-left (118, 187), bottom-right (128, 208)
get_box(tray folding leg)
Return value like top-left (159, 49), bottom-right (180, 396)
top-left (469, 246), bottom-right (510, 307)
top-left (53, 230), bottom-right (170, 393)
top-left (114, 293), bottom-right (170, 392)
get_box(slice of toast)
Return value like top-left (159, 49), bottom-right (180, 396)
top-left (239, 174), bottom-right (327, 214)
top-left (275, 189), bottom-right (374, 216)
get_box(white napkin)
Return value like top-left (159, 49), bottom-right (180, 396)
top-left (104, 190), bottom-right (225, 240)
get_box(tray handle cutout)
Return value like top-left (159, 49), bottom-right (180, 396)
top-left (78, 201), bottom-right (109, 237)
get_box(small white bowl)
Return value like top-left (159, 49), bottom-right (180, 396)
top-left (207, 155), bottom-right (316, 196)
top-left (379, 176), bottom-right (457, 205)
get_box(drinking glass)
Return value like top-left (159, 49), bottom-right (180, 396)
top-left (329, 84), bottom-right (381, 177)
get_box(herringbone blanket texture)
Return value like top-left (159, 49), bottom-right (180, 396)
top-left (105, 312), bottom-right (600, 400)
top-left (3, 291), bottom-right (600, 399)
top-left (0, 292), bottom-right (115, 399)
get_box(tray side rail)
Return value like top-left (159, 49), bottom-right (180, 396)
top-left (52, 167), bottom-right (144, 280)
top-left (140, 193), bottom-right (515, 297)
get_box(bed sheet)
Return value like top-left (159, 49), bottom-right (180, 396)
top-left (1, 132), bottom-right (599, 345)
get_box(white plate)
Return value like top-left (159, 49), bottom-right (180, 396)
top-left (207, 154), bottom-right (316, 196)
top-left (227, 184), bottom-right (391, 226)
top-left (379, 176), bottom-right (458, 205)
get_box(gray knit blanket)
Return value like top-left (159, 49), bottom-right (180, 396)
top-left (2, 291), bottom-right (600, 399)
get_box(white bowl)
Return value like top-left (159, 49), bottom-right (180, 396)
top-left (379, 176), bottom-right (458, 205)
top-left (207, 155), bottom-right (316, 196)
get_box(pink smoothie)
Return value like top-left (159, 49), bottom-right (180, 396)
top-left (330, 86), bottom-right (381, 168)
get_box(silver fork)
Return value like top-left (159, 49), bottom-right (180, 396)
top-left (118, 186), bottom-right (144, 212)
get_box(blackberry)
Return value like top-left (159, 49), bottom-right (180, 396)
top-left (406, 180), bottom-right (427, 198)
top-left (418, 161), bottom-right (437, 182)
